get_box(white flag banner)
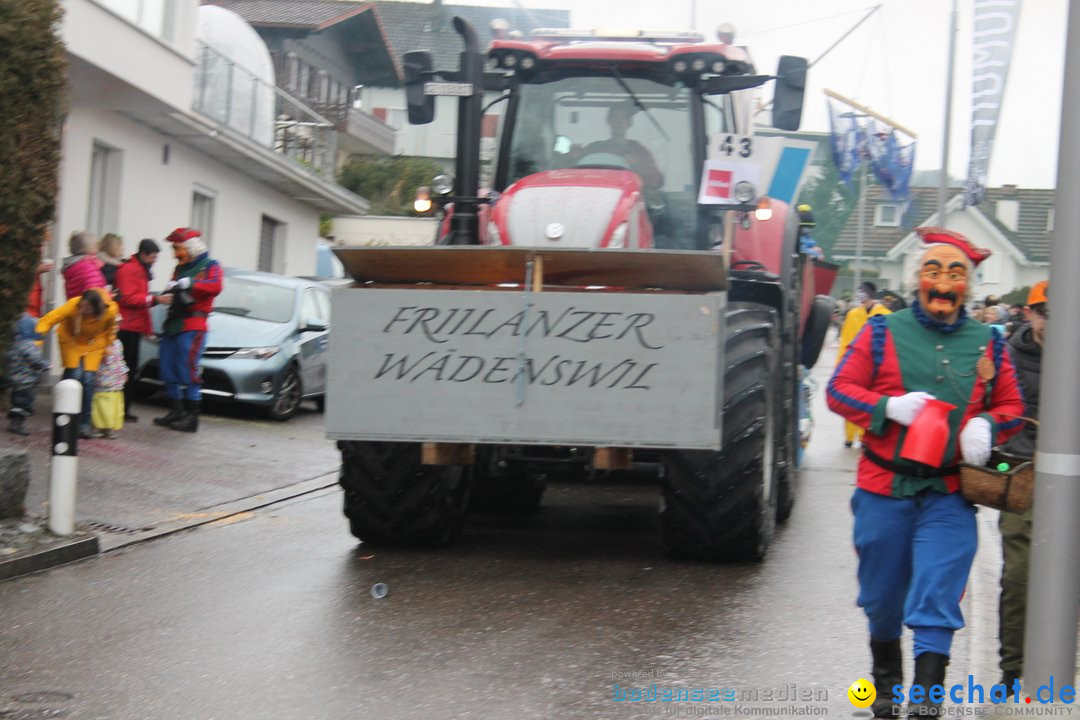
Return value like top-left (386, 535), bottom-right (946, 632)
top-left (965, 0), bottom-right (1022, 206)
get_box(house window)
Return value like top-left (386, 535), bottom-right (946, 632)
top-left (258, 215), bottom-right (284, 273)
top-left (87, 142), bottom-right (122, 237)
top-left (874, 204), bottom-right (900, 227)
top-left (191, 190), bottom-right (215, 249)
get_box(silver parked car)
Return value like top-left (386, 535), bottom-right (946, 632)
top-left (138, 269), bottom-right (332, 420)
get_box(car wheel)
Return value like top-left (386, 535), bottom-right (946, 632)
top-left (268, 366), bottom-right (302, 421)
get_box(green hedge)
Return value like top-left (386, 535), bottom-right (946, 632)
top-left (0, 0), bottom-right (65, 360)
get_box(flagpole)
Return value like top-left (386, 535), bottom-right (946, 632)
top-left (854, 156), bottom-right (868, 293)
top-left (938, 0), bottom-right (958, 223)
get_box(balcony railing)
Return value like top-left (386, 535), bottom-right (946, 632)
top-left (192, 41), bottom-right (337, 178)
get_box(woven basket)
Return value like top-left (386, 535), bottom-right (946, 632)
top-left (959, 451), bottom-right (1034, 513)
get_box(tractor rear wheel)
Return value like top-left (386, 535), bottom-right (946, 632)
top-left (338, 441), bottom-right (472, 546)
top-left (660, 302), bottom-right (779, 561)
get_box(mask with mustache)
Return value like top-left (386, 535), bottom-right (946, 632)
top-left (919, 244), bottom-right (970, 321)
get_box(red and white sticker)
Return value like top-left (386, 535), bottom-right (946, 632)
top-left (697, 159), bottom-right (761, 205)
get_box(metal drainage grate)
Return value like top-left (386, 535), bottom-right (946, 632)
top-left (80, 521), bottom-right (146, 535)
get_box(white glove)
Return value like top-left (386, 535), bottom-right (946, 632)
top-left (960, 417), bottom-right (992, 466)
top-left (175, 277), bottom-right (191, 290)
top-left (885, 391), bottom-right (935, 426)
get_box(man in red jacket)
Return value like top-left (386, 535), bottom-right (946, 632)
top-left (114, 238), bottom-right (167, 421)
top-left (827, 227), bottom-right (1025, 717)
top-left (152, 228), bottom-right (222, 433)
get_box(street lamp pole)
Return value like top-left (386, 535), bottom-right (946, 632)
top-left (1024, 0), bottom-right (1080, 691)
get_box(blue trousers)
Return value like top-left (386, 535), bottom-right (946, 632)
top-left (852, 488), bottom-right (977, 657)
top-left (62, 365), bottom-right (96, 432)
top-left (159, 330), bottom-right (206, 401)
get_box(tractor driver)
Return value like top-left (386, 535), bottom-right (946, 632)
top-left (569, 103), bottom-right (664, 191)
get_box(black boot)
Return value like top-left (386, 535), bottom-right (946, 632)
top-left (7, 413), bottom-right (28, 436)
top-left (169, 400), bottom-right (200, 433)
top-left (907, 652), bottom-right (949, 717)
top-left (870, 638), bottom-right (903, 718)
top-left (154, 398), bottom-right (185, 427)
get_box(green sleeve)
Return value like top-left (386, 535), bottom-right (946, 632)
top-left (870, 397), bottom-right (890, 435)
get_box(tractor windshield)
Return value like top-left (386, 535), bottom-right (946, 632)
top-left (499, 75), bottom-right (719, 249)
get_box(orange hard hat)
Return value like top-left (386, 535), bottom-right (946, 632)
top-left (1027, 281), bottom-right (1049, 306)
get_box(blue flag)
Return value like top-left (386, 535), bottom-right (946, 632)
top-left (828, 99), bottom-right (861, 186)
top-left (867, 123), bottom-right (915, 203)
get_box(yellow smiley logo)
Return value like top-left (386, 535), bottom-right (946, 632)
top-left (848, 678), bottom-right (877, 708)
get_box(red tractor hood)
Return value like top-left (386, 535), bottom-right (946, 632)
top-left (489, 169), bottom-right (653, 248)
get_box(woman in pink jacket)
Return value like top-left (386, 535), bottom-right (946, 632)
top-left (62, 231), bottom-right (106, 300)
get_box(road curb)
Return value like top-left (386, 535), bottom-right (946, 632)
top-left (0, 532), bottom-right (100, 582)
top-left (97, 473), bottom-right (339, 553)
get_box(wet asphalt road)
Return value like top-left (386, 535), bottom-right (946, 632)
top-left (0, 355), bottom-right (1012, 720)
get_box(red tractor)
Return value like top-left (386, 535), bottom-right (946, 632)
top-left (327, 20), bottom-right (836, 561)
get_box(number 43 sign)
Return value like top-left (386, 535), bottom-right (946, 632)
top-left (698, 133), bottom-right (790, 205)
top-left (698, 133), bottom-right (762, 205)
top-left (713, 133), bottom-right (755, 159)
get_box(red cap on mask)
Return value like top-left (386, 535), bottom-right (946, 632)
top-left (915, 226), bottom-right (991, 267)
top-left (167, 227), bottom-right (201, 244)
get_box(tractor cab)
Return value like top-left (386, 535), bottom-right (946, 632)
top-left (405, 23), bottom-right (805, 252)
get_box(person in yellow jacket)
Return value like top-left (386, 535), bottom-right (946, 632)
top-left (36, 288), bottom-right (119, 438)
top-left (836, 281), bottom-right (891, 447)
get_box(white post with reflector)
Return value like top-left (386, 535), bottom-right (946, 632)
top-left (48, 379), bottom-right (82, 536)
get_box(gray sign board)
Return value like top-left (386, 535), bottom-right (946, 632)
top-left (326, 289), bottom-right (725, 450)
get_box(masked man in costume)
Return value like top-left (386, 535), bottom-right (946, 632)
top-left (153, 228), bottom-right (223, 433)
top-left (827, 227), bottom-right (1025, 718)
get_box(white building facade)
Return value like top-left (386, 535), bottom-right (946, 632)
top-left (55, 0), bottom-right (367, 293)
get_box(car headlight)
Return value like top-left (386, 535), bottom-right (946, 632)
top-left (733, 180), bottom-right (756, 203)
top-left (231, 347), bottom-right (280, 360)
top-left (608, 222), bottom-right (629, 249)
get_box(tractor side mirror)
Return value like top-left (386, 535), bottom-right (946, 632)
top-left (772, 55), bottom-right (807, 131)
top-left (404, 51), bottom-right (435, 125)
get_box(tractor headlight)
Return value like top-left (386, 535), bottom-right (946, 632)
top-left (431, 173), bottom-right (454, 195)
top-left (414, 186), bottom-right (432, 213)
top-left (692, 58), bottom-right (706, 72)
top-left (733, 180), bottom-right (756, 203)
top-left (673, 60), bottom-right (688, 73)
top-left (609, 222), bottom-right (629, 249)
top-left (754, 196), bottom-right (773, 221)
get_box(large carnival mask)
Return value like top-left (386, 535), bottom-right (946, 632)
top-left (173, 243), bottom-right (190, 265)
top-left (918, 244), bottom-right (969, 320)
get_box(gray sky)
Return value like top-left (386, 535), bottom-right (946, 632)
top-left (451, 0), bottom-right (1068, 188)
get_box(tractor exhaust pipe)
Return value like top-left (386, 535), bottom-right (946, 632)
top-left (449, 17), bottom-right (484, 245)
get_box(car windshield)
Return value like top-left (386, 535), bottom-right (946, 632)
top-left (213, 277), bottom-right (295, 323)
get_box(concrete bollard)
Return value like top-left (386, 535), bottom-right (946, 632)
top-left (49, 379), bottom-right (82, 536)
